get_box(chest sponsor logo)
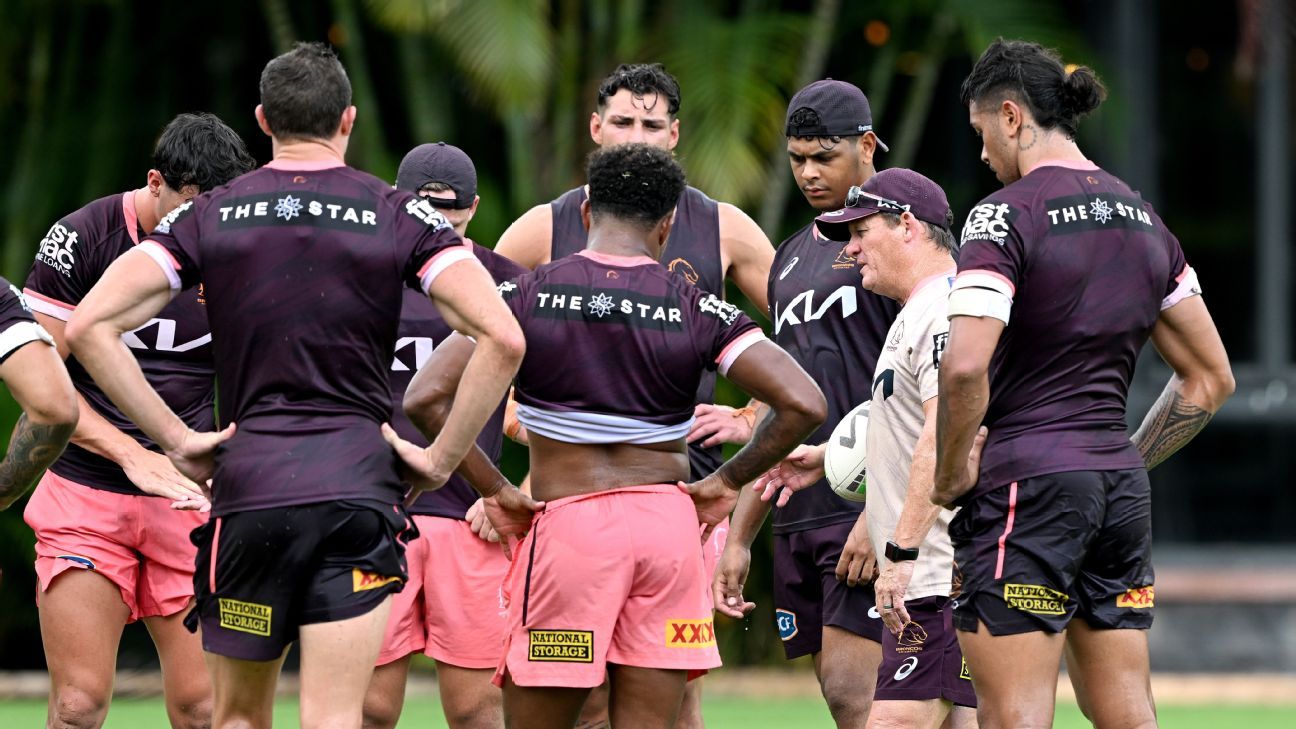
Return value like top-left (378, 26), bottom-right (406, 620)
top-left (895, 620), bottom-right (928, 654)
top-left (353, 569), bottom-right (402, 592)
top-left (960, 202), bottom-right (1017, 247)
top-left (392, 336), bottom-right (435, 372)
top-left (932, 332), bottom-right (948, 370)
top-left (122, 318), bottom-right (211, 353)
top-left (779, 256), bottom-right (799, 280)
top-left (1116, 585), bottom-right (1155, 608)
top-left (667, 257), bottom-right (700, 286)
top-left (216, 193), bottom-right (379, 233)
top-left (832, 246), bottom-right (857, 269)
top-left (1044, 193), bottom-right (1154, 233)
top-left (36, 222), bottom-right (79, 277)
top-left (773, 286), bottom-right (857, 336)
top-left (533, 284), bottom-right (684, 330)
top-left (218, 598), bottom-right (272, 636)
top-left (894, 656), bottom-right (919, 681)
top-left (528, 629), bottom-right (594, 662)
top-left (960, 656), bottom-right (972, 680)
top-left (1004, 583), bottom-right (1068, 615)
top-left (666, 619), bottom-right (716, 648)
top-left (775, 609), bottom-right (799, 641)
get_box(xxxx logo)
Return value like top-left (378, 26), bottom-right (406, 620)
top-left (666, 619), bottom-right (716, 648)
top-left (1116, 586), bottom-right (1155, 608)
top-left (352, 568), bottom-right (402, 592)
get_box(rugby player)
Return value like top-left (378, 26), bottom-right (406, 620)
top-left (22, 113), bottom-right (255, 729)
top-left (64, 43), bottom-right (529, 729)
top-left (758, 169), bottom-right (977, 728)
top-left (493, 61), bottom-right (776, 727)
top-left (934, 39), bottom-right (1235, 727)
top-left (712, 79), bottom-right (898, 726)
top-left (390, 143), bottom-right (825, 729)
top-left (0, 279), bottom-right (76, 510)
top-left (362, 142), bottom-right (525, 729)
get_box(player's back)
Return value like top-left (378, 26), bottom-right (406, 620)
top-left (957, 163), bottom-right (1191, 489)
top-left (503, 250), bottom-right (760, 441)
top-left (145, 159), bottom-right (467, 513)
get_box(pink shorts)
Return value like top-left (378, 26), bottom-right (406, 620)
top-left (495, 484), bottom-right (721, 688)
top-left (24, 470), bottom-right (205, 622)
top-left (378, 514), bottom-right (510, 668)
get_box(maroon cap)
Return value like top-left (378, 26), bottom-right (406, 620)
top-left (396, 142), bottom-right (477, 209)
top-left (815, 168), bottom-right (952, 242)
top-left (785, 79), bottom-right (889, 152)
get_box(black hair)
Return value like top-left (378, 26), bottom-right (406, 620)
top-left (153, 113), bottom-right (256, 193)
top-left (259, 42), bottom-right (352, 141)
top-left (586, 143), bottom-right (686, 230)
top-left (597, 63), bottom-right (681, 117)
top-left (959, 38), bottom-right (1106, 138)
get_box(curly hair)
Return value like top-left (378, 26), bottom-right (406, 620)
top-left (586, 143), bottom-right (686, 230)
top-left (597, 63), bottom-right (681, 116)
top-left (960, 38), bottom-right (1106, 139)
top-left (153, 113), bottom-right (256, 193)
top-left (259, 42), bottom-right (352, 141)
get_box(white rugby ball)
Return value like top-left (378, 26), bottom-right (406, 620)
top-left (825, 401), bottom-right (871, 502)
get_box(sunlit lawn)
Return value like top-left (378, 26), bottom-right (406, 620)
top-left (0, 696), bottom-right (1293, 727)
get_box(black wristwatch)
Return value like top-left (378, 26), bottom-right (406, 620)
top-left (885, 540), bottom-right (920, 562)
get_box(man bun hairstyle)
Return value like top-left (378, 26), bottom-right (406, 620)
top-left (597, 63), bottom-right (681, 117)
top-left (960, 38), bottom-right (1107, 138)
top-left (586, 143), bottom-right (686, 230)
top-left (259, 42), bottom-right (352, 142)
top-left (154, 112), bottom-right (257, 193)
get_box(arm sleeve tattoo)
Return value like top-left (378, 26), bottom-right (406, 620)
top-left (0, 414), bottom-right (74, 507)
top-left (1132, 380), bottom-right (1214, 470)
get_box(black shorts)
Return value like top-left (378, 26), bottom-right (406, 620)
top-left (185, 500), bottom-right (416, 661)
top-left (772, 519), bottom-right (884, 659)
top-left (949, 470), bottom-right (1154, 636)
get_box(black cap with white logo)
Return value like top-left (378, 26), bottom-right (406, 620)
top-left (785, 79), bottom-right (889, 152)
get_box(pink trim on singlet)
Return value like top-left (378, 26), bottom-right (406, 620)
top-left (122, 191), bottom-right (141, 244)
top-left (418, 247), bottom-right (477, 294)
top-left (1025, 158), bottom-right (1099, 176)
top-left (22, 289), bottom-right (76, 319)
top-left (576, 249), bottom-right (656, 267)
top-left (264, 158), bottom-right (346, 171)
top-left (209, 517), bottom-right (222, 592)
top-left (908, 269), bottom-right (957, 302)
top-left (715, 329), bottom-right (767, 375)
top-left (994, 482), bottom-right (1019, 580)
top-left (1175, 263), bottom-right (1190, 283)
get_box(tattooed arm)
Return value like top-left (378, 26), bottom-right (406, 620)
top-left (1133, 295), bottom-right (1234, 470)
top-left (0, 338), bottom-right (77, 509)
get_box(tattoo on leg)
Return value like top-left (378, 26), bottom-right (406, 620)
top-left (1132, 383), bottom-right (1213, 470)
top-left (0, 414), bottom-right (73, 507)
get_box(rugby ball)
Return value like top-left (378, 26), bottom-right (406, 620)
top-left (825, 401), bottom-right (871, 502)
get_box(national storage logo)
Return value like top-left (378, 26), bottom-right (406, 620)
top-left (218, 598), bottom-right (272, 636)
top-left (528, 629), bottom-right (593, 663)
top-left (1003, 583), bottom-right (1068, 615)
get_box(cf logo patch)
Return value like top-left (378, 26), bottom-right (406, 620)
top-left (666, 619), bottom-right (715, 648)
top-left (352, 569), bottom-right (402, 592)
top-left (1004, 584), bottom-right (1068, 615)
top-left (1116, 586), bottom-right (1155, 608)
top-left (528, 629), bottom-right (593, 663)
top-left (218, 598), bottom-right (272, 636)
top-left (775, 609), bottom-right (798, 641)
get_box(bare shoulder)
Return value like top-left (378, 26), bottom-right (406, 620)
top-left (494, 204), bottom-right (554, 269)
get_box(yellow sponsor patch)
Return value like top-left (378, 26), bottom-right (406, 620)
top-left (960, 656), bottom-right (972, 681)
top-left (1116, 586), bottom-right (1155, 608)
top-left (218, 598), bottom-right (272, 636)
top-left (352, 568), bottom-right (402, 592)
top-left (528, 630), bottom-right (593, 663)
top-left (1004, 583), bottom-right (1068, 615)
top-left (665, 619), bottom-right (716, 648)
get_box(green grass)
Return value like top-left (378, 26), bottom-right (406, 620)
top-left (0, 697), bottom-right (1293, 728)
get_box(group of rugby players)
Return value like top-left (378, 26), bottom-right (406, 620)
top-left (0, 34), bottom-right (1234, 729)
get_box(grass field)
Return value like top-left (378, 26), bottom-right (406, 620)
top-left (1, 697), bottom-right (1294, 728)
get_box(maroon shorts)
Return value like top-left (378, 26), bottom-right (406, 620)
top-left (874, 596), bottom-right (976, 707)
top-left (949, 470), bottom-right (1155, 636)
top-left (772, 519), bottom-right (884, 659)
